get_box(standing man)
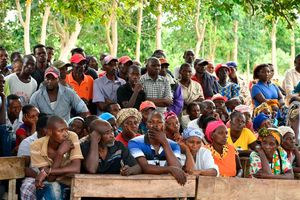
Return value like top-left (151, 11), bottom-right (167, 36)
top-left (46, 46), bottom-right (55, 65)
top-left (30, 66), bottom-right (89, 121)
top-left (174, 50), bottom-right (196, 79)
top-left (192, 59), bottom-right (219, 99)
top-left (32, 44), bottom-right (49, 87)
top-left (282, 54), bottom-right (300, 104)
top-left (118, 56), bottom-right (133, 80)
top-left (5, 55), bottom-right (37, 104)
top-left (0, 47), bottom-right (11, 76)
top-left (93, 55), bottom-right (125, 112)
top-left (140, 57), bottom-right (173, 113)
top-left (66, 54), bottom-right (94, 106)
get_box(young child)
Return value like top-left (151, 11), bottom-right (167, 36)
top-left (181, 102), bottom-right (200, 130)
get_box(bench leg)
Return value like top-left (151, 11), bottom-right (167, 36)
top-left (8, 179), bottom-right (17, 200)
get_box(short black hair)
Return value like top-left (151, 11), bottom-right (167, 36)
top-left (47, 115), bottom-right (66, 128)
top-left (36, 114), bottom-right (49, 132)
top-left (22, 104), bottom-right (36, 115)
top-left (10, 52), bottom-right (22, 62)
top-left (230, 110), bottom-right (244, 121)
top-left (202, 116), bottom-right (217, 131)
top-left (105, 102), bottom-right (119, 112)
top-left (71, 47), bottom-right (84, 55)
top-left (146, 57), bottom-right (159, 67)
top-left (152, 49), bottom-right (166, 58)
top-left (46, 46), bottom-right (54, 51)
top-left (183, 49), bottom-right (194, 57)
top-left (6, 94), bottom-right (20, 107)
top-left (295, 54), bottom-right (300, 62)
top-left (33, 44), bottom-right (46, 55)
top-left (179, 63), bottom-right (191, 72)
top-left (253, 63), bottom-right (269, 79)
top-left (186, 102), bottom-right (199, 113)
top-left (128, 64), bottom-right (141, 74)
top-left (84, 115), bottom-right (98, 129)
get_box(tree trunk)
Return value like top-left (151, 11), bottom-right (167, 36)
top-left (271, 19), bottom-right (278, 77)
top-left (233, 20), bottom-right (238, 63)
top-left (105, 17), bottom-right (113, 55)
top-left (111, 0), bottom-right (118, 57)
top-left (209, 21), bottom-right (217, 63)
top-left (246, 51), bottom-right (250, 83)
top-left (16, 0), bottom-right (32, 54)
top-left (40, 6), bottom-right (51, 45)
top-left (56, 20), bottom-right (81, 62)
top-left (135, 0), bottom-right (143, 61)
top-left (195, 0), bottom-right (207, 58)
top-left (156, 3), bottom-right (162, 50)
top-left (290, 28), bottom-right (295, 68)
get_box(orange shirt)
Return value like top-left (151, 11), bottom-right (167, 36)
top-left (207, 144), bottom-right (237, 177)
top-left (66, 73), bottom-right (94, 100)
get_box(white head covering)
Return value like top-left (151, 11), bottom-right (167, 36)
top-left (182, 127), bottom-right (204, 140)
top-left (278, 126), bottom-right (295, 137)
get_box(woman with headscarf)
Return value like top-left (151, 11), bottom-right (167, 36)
top-left (205, 120), bottom-right (243, 177)
top-left (179, 127), bottom-right (219, 176)
top-left (253, 113), bottom-right (272, 133)
top-left (287, 101), bottom-right (300, 144)
top-left (116, 108), bottom-right (142, 147)
top-left (279, 126), bottom-right (300, 173)
top-left (164, 111), bottom-right (182, 142)
top-left (68, 116), bottom-right (85, 138)
top-left (249, 127), bottom-right (293, 179)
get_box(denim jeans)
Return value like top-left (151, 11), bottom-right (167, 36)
top-left (36, 182), bottom-right (70, 200)
top-left (0, 125), bottom-right (12, 156)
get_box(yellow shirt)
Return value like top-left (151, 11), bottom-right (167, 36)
top-left (30, 131), bottom-right (83, 168)
top-left (227, 128), bottom-right (257, 150)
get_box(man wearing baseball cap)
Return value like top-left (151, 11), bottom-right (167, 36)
top-left (66, 54), bottom-right (94, 105)
top-left (52, 60), bottom-right (71, 86)
top-left (30, 66), bottom-right (89, 121)
top-left (118, 55), bottom-right (133, 80)
top-left (93, 55), bottom-right (126, 112)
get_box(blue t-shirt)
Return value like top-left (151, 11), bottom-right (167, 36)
top-left (128, 134), bottom-right (181, 166)
top-left (251, 81), bottom-right (280, 107)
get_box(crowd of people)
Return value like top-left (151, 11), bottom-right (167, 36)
top-left (0, 44), bottom-right (300, 199)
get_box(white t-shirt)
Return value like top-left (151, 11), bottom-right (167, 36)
top-left (5, 73), bottom-right (37, 105)
top-left (17, 132), bottom-right (38, 157)
top-left (181, 147), bottom-right (219, 176)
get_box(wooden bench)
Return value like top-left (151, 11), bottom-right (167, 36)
top-left (0, 157), bottom-right (25, 200)
top-left (70, 174), bottom-right (197, 200)
top-left (196, 176), bottom-right (300, 200)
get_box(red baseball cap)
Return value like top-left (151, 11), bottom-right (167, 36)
top-left (44, 67), bottom-right (60, 78)
top-left (139, 101), bottom-right (156, 111)
top-left (211, 93), bottom-right (228, 102)
top-left (119, 56), bottom-right (133, 64)
top-left (159, 58), bottom-right (169, 66)
top-left (215, 63), bottom-right (230, 75)
top-left (103, 55), bottom-right (118, 65)
top-left (70, 54), bottom-right (86, 64)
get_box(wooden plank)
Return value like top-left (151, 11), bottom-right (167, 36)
top-left (196, 176), bottom-right (300, 200)
top-left (8, 179), bottom-right (17, 200)
top-left (0, 157), bottom-right (25, 180)
top-left (71, 174), bottom-right (196, 199)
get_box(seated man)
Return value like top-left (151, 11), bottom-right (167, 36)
top-left (30, 116), bottom-right (83, 200)
top-left (30, 66), bottom-right (89, 121)
top-left (128, 111), bottom-right (187, 185)
top-left (80, 119), bottom-right (141, 175)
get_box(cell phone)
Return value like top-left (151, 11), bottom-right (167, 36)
top-left (120, 160), bottom-right (125, 168)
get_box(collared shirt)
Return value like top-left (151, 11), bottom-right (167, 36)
top-left (217, 81), bottom-right (240, 100)
top-left (6, 113), bottom-right (23, 140)
top-left (80, 140), bottom-right (137, 174)
top-left (93, 74), bottom-right (126, 103)
top-left (251, 81), bottom-right (280, 107)
top-left (30, 83), bottom-right (88, 121)
top-left (66, 73), bottom-right (94, 101)
top-left (191, 72), bottom-right (219, 99)
top-left (140, 73), bottom-right (173, 112)
top-left (282, 68), bottom-right (300, 104)
top-left (30, 131), bottom-right (83, 168)
top-left (128, 134), bottom-right (181, 166)
top-left (179, 80), bottom-right (204, 105)
top-left (117, 82), bottom-right (146, 109)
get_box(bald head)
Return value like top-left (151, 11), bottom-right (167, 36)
top-left (89, 119), bottom-right (110, 134)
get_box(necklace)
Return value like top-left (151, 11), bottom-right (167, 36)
top-left (207, 144), bottom-right (229, 160)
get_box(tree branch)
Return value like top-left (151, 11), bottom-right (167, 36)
top-left (15, 0), bottom-right (25, 27)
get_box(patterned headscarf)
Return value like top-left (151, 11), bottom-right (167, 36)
top-left (254, 102), bottom-right (271, 117)
top-left (116, 108), bottom-right (142, 127)
top-left (266, 100), bottom-right (280, 108)
top-left (234, 105), bottom-right (251, 114)
top-left (258, 127), bottom-right (282, 145)
top-left (182, 127), bottom-right (204, 140)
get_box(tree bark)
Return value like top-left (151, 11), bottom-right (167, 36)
top-left (209, 21), bottom-right (217, 63)
top-left (233, 20), bottom-right (238, 63)
top-left (16, 0), bottom-right (32, 54)
top-left (56, 20), bottom-right (81, 62)
top-left (156, 3), bottom-right (162, 50)
top-left (271, 19), bottom-right (278, 77)
top-left (290, 28), bottom-right (295, 68)
top-left (111, 0), bottom-right (118, 57)
top-left (135, 0), bottom-right (143, 61)
top-left (195, 0), bottom-right (206, 58)
top-left (105, 16), bottom-right (113, 55)
top-left (40, 6), bottom-right (51, 45)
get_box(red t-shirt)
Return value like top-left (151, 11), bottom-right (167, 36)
top-left (115, 132), bottom-right (141, 147)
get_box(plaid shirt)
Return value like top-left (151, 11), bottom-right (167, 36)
top-left (140, 73), bottom-right (172, 112)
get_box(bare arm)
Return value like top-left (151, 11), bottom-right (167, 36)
top-left (83, 134), bottom-right (100, 174)
top-left (235, 155), bottom-right (243, 177)
top-left (293, 149), bottom-right (300, 173)
top-left (147, 98), bottom-right (173, 107)
top-left (253, 93), bottom-right (267, 104)
top-left (193, 169), bottom-right (217, 177)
